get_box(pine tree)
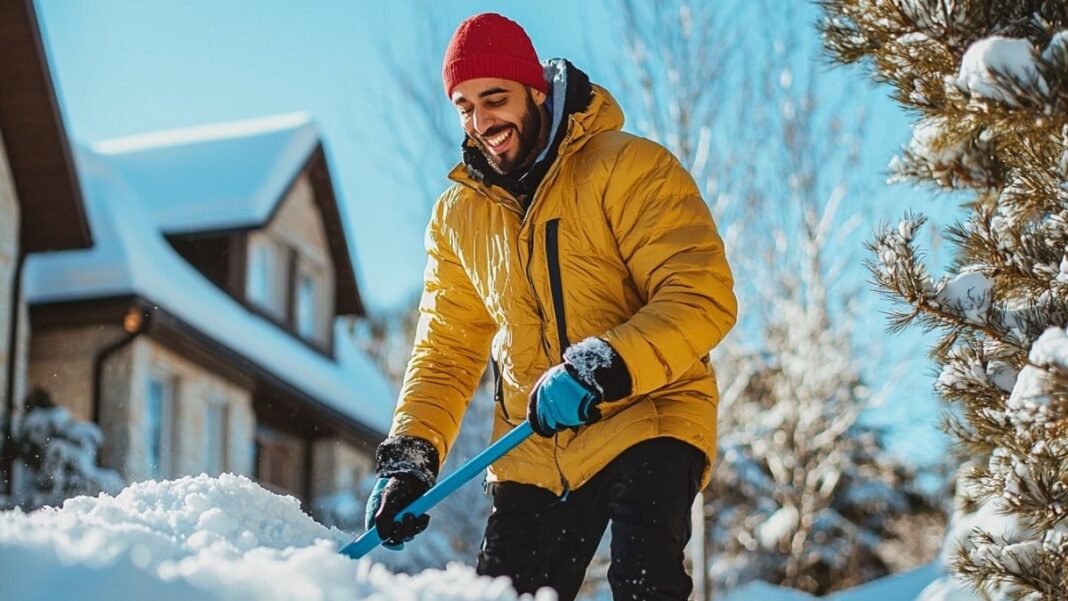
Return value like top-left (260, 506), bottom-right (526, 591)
top-left (0, 388), bottom-right (123, 511)
top-left (820, 2), bottom-right (1068, 598)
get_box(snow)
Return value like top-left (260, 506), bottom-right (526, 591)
top-left (917, 485), bottom-right (1025, 601)
top-left (90, 113), bottom-right (320, 234)
top-left (934, 271), bottom-right (992, 324)
top-left (758, 504), bottom-right (798, 550)
top-left (829, 564), bottom-right (940, 600)
top-left (914, 576), bottom-right (977, 601)
top-left (0, 474), bottom-right (552, 600)
top-left (1027, 326), bottom-right (1068, 368)
top-left (718, 580), bottom-right (815, 600)
top-left (956, 37), bottom-right (1046, 105)
top-left (1041, 31), bottom-right (1068, 64)
top-left (561, 337), bottom-right (615, 394)
top-left (902, 118), bottom-right (967, 168)
top-left (23, 141), bottom-right (395, 435)
top-left (718, 563), bottom-right (941, 601)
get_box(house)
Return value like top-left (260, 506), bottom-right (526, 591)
top-left (0, 0), bottom-right (94, 493)
top-left (22, 112), bottom-right (395, 505)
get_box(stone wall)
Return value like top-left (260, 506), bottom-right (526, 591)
top-left (28, 324), bottom-right (123, 423)
top-left (122, 338), bottom-right (255, 482)
top-left (29, 328), bottom-right (255, 483)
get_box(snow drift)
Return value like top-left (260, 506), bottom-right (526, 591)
top-left (0, 473), bottom-right (552, 600)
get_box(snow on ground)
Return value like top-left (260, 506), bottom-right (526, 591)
top-left (720, 563), bottom-right (940, 601)
top-left (0, 474), bottom-right (552, 601)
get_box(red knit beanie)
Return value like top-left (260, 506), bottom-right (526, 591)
top-left (442, 13), bottom-right (548, 98)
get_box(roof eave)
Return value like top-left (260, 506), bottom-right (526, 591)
top-left (0, 0), bottom-right (92, 252)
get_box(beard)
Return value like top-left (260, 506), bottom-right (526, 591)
top-left (475, 90), bottom-right (546, 175)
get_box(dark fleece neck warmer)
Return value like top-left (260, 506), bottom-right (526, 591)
top-left (462, 58), bottom-right (593, 203)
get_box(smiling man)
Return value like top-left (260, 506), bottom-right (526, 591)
top-left (365, 12), bottom-right (737, 601)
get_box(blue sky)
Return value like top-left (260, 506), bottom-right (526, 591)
top-left (34, 0), bottom-right (959, 465)
top-left (34, 1), bottom-right (606, 312)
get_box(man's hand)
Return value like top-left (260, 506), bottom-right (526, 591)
top-left (527, 364), bottom-right (603, 437)
top-left (364, 474), bottom-right (431, 549)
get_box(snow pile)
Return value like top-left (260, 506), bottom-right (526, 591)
top-left (0, 474), bottom-right (550, 600)
top-left (718, 563), bottom-right (940, 601)
top-left (955, 37), bottom-right (1046, 106)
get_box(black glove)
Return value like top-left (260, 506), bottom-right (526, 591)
top-left (365, 474), bottom-right (431, 548)
top-left (366, 435), bottom-right (440, 549)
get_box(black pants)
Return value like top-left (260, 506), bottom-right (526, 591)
top-left (476, 437), bottom-right (704, 601)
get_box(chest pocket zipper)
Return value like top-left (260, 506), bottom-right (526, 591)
top-left (544, 218), bottom-right (571, 357)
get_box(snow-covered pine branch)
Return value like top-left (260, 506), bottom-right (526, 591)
top-left (821, 1), bottom-right (1068, 598)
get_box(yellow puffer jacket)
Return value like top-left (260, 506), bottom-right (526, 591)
top-left (390, 83), bottom-right (737, 494)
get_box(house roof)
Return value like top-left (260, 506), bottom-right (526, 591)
top-left (23, 147), bottom-right (395, 436)
top-left (89, 113), bottom-right (363, 315)
top-left (90, 113), bottom-right (318, 234)
top-left (0, 0), bottom-right (91, 252)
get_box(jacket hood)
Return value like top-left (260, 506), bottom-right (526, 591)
top-left (450, 59), bottom-right (625, 196)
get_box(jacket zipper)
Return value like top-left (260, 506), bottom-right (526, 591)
top-left (524, 233), bottom-right (553, 359)
top-left (544, 218), bottom-right (574, 499)
top-left (544, 218), bottom-right (571, 357)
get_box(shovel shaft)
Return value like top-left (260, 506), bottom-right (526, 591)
top-left (340, 420), bottom-right (535, 559)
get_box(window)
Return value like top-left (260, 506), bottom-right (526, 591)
top-left (246, 235), bottom-right (286, 318)
top-left (295, 271), bottom-right (317, 340)
top-left (254, 425), bottom-right (301, 495)
top-left (203, 398), bottom-right (228, 476)
top-left (145, 374), bottom-right (176, 479)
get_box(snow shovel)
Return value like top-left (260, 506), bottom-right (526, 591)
top-left (339, 420), bottom-right (535, 559)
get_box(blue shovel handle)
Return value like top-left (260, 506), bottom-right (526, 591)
top-left (340, 420), bottom-right (535, 559)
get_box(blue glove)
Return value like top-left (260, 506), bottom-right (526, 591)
top-left (364, 475), bottom-right (430, 550)
top-left (527, 364), bottom-right (602, 437)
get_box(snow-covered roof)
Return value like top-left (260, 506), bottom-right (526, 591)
top-left (23, 145), bottom-right (395, 436)
top-left (89, 112), bottom-right (320, 234)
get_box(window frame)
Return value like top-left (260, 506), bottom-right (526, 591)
top-left (202, 394), bottom-right (229, 476)
top-left (144, 371), bottom-right (178, 480)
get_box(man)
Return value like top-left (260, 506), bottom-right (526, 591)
top-left (365, 12), bottom-right (736, 601)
